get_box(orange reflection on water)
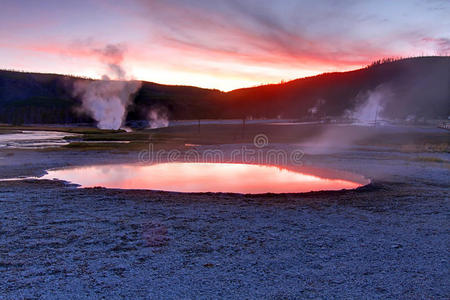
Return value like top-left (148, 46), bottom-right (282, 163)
top-left (42, 163), bottom-right (367, 194)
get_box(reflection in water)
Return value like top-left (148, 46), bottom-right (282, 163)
top-left (0, 131), bottom-right (78, 149)
top-left (42, 163), bottom-right (368, 194)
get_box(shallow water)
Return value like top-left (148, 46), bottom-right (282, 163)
top-left (0, 131), bottom-right (78, 149)
top-left (41, 162), bottom-right (368, 194)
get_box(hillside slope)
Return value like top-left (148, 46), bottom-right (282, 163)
top-left (224, 56), bottom-right (449, 120)
top-left (0, 56), bottom-right (448, 125)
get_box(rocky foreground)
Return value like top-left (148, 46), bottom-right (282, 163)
top-left (0, 143), bottom-right (448, 298)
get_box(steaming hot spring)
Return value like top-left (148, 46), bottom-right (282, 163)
top-left (40, 162), bottom-right (369, 194)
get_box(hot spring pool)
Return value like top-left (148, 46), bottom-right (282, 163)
top-left (41, 162), bottom-right (369, 194)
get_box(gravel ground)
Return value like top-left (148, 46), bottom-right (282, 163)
top-left (0, 144), bottom-right (449, 299)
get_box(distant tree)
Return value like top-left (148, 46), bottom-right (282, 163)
top-left (367, 57), bottom-right (399, 68)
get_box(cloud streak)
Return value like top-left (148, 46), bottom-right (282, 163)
top-left (0, 0), bottom-right (448, 90)
top-left (137, 0), bottom-right (447, 68)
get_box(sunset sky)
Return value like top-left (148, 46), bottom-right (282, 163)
top-left (1, 0), bottom-right (449, 91)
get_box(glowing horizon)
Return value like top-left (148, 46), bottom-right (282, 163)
top-left (0, 0), bottom-right (449, 91)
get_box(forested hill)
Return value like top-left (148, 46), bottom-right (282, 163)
top-left (222, 56), bottom-right (449, 120)
top-left (0, 56), bottom-right (448, 125)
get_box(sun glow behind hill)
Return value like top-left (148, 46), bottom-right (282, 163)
top-left (1, 1), bottom-right (448, 91)
top-left (130, 61), bottom-right (337, 91)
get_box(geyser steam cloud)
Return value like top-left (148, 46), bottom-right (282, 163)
top-left (346, 85), bottom-right (392, 125)
top-left (301, 85), bottom-right (394, 154)
top-left (73, 80), bottom-right (141, 130)
top-left (147, 106), bottom-right (169, 129)
top-left (93, 43), bottom-right (127, 80)
top-left (73, 43), bottom-right (141, 130)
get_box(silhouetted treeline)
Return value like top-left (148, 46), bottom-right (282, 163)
top-left (0, 56), bottom-right (448, 125)
top-left (366, 57), bottom-right (403, 68)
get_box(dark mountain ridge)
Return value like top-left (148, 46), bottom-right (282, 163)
top-left (0, 56), bottom-right (448, 125)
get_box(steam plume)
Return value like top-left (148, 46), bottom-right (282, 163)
top-left (147, 106), bottom-right (169, 129)
top-left (346, 85), bottom-right (392, 125)
top-left (73, 80), bottom-right (141, 130)
top-left (73, 43), bottom-right (141, 130)
top-left (93, 43), bottom-right (127, 80)
top-left (301, 85), bottom-right (393, 154)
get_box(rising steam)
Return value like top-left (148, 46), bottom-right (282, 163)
top-left (93, 43), bottom-right (127, 80)
top-left (73, 80), bottom-right (141, 130)
top-left (73, 43), bottom-right (141, 130)
top-left (346, 85), bottom-right (392, 125)
top-left (300, 85), bottom-right (394, 154)
top-left (147, 106), bottom-right (169, 129)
